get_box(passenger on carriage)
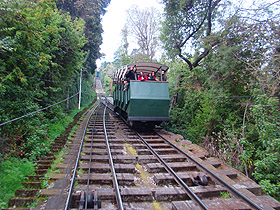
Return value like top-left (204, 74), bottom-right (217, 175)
top-left (123, 65), bottom-right (137, 92)
top-left (126, 65), bottom-right (137, 81)
top-left (161, 70), bottom-right (167, 81)
top-left (138, 71), bottom-right (148, 81)
top-left (148, 72), bottom-right (158, 81)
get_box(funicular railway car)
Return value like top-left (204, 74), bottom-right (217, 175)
top-left (113, 62), bottom-right (170, 128)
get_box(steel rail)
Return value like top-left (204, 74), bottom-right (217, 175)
top-left (135, 131), bottom-right (209, 210)
top-left (64, 101), bottom-right (101, 210)
top-left (155, 131), bottom-right (264, 210)
top-left (103, 102), bottom-right (124, 210)
top-left (104, 98), bottom-right (262, 210)
top-left (85, 104), bottom-right (102, 210)
top-left (102, 99), bottom-right (207, 209)
top-left (103, 98), bottom-right (209, 209)
top-left (100, 85), bottom-right (263, 209)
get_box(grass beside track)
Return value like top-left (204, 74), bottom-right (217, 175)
top-left (0, 158), bottom-right (35, 208)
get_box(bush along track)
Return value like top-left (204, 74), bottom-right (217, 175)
top-left (3, 99), bottom-right (97, 210)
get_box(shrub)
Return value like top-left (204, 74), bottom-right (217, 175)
top-left (0, 158), bottom-right (35, 209)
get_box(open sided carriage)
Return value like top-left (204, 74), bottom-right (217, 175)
top-left (113, 62), bottom-right (170, 128)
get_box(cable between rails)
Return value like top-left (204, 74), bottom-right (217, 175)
top-left (55, 102), bottom-right (98, 210)
top-left (102, 96), bottom-right (207, 209)
top-left (0, 93), bottom-right (79, 127)
top-left (103, 102), bottom-right (124, 210)
top-left (85, 104), bottom-right (102, 210)
top-left (64, 101), bottom-right (101, 210)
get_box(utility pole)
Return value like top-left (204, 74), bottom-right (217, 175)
top-left (66, 86), bottom-right (69, 113)
top-left (78, 68), bottom-right (82, 109)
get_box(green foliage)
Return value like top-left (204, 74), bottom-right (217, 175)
top-left (258, 180), bottom-right (280, 201)
top-left (56, 0), bottom-right (111, 73)
top-left (166, 60), bottom-right (280, 202)
top-left (164, 60), bottom-right (239, 144)
top-left (47, 114), bottom-right (72, 141)
top-left (220, 191), bottom-right (230, 199)
top-left (99, 62), bottom-right (116, 96)
top-left (248, 93), bottom-right (280, 199)
top-left (161, 1), bottom-right (280, 201)
top-left (0, 158), bottom-right (35, 209)
top-left (103, 77), bottom-right (112, 96)
top-left (160, 0), bottom-right (220, 66)
top-left (81, 72), bottom-right (95, 105)
top-left (0, 0), bottom-right (95, 160)
top-left (0, 0), bottom-right (100, 207)
top-left (47, 92), bottom-right (96, 141)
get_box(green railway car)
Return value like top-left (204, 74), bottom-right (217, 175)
top-left (113, 62), bottom-right (170, 127)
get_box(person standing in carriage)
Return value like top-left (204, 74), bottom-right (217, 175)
top-left (126, 65), bottom-right (137, 81)
top-left (123, 65), bottom-right (137, 91)
top-left (161, 70), bottom-right (167, 81)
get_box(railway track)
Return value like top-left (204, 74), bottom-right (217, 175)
top-left (7, 79), bottom-right (279, 210)
top-left (59, 96), bottom-right (279, 210)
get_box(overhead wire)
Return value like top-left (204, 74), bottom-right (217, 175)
top-left (0, 93), bottom-right (79, 127)
top-left (0, 70), bottom-right (74, 83)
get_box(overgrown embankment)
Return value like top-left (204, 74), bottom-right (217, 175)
top-left (0, 97), bottom-right (96, 209)
top-left (0, 0), bottom-right (110, 208)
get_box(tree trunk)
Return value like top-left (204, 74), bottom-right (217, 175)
top-left (170, 73), bottom-right (182, 111)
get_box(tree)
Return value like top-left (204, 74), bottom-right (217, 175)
top-left (56, 0), bottom-right (111, 73)
top-left (161, 0), bottom-right (221, 70)
top-left (235, 1), bottom-right (280, 97)
top-left (114, 26), bottom-right (133, 66)
top-left (0, 0), bottom-right (87, 159)
top-left (221, 2), bottom-right (280, 198)
top-left (160, 0), bottom-right (221, 107)
top-left (162, 0), bottom-right (280, 200)
top-left (126, 6), bottom-right (159, 61)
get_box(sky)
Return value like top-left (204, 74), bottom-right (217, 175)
top-left (97, 0), bottom-right (163, 68)
top-left (97, 0), bottom-right (278, 68)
